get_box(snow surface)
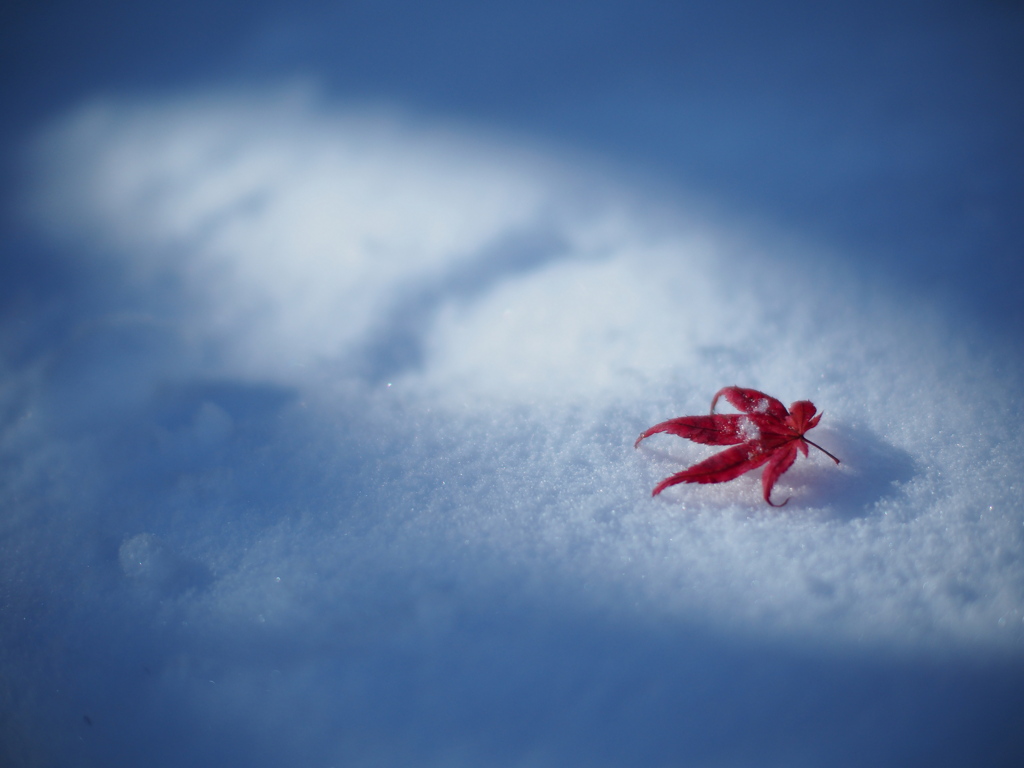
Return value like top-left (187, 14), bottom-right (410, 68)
top-left (4, 87), bottom-right (1024, 766)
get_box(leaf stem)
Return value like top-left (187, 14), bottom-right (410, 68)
top-left (802, 437), bottom-right (840, 464)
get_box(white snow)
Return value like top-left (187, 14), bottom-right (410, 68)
top-left (5, 86), bottom-right (1024, 765)
top-left (23, 87), bottom-right (1024, 649)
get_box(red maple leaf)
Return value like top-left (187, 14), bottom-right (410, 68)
top-left (634, 386), bottom-right (840, 506)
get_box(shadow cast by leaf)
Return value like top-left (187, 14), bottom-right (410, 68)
top-left (788, 422), bottom-right (917, 520)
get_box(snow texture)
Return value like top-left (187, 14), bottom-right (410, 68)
top-left (4, 87), bottom-right (1024, 766)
